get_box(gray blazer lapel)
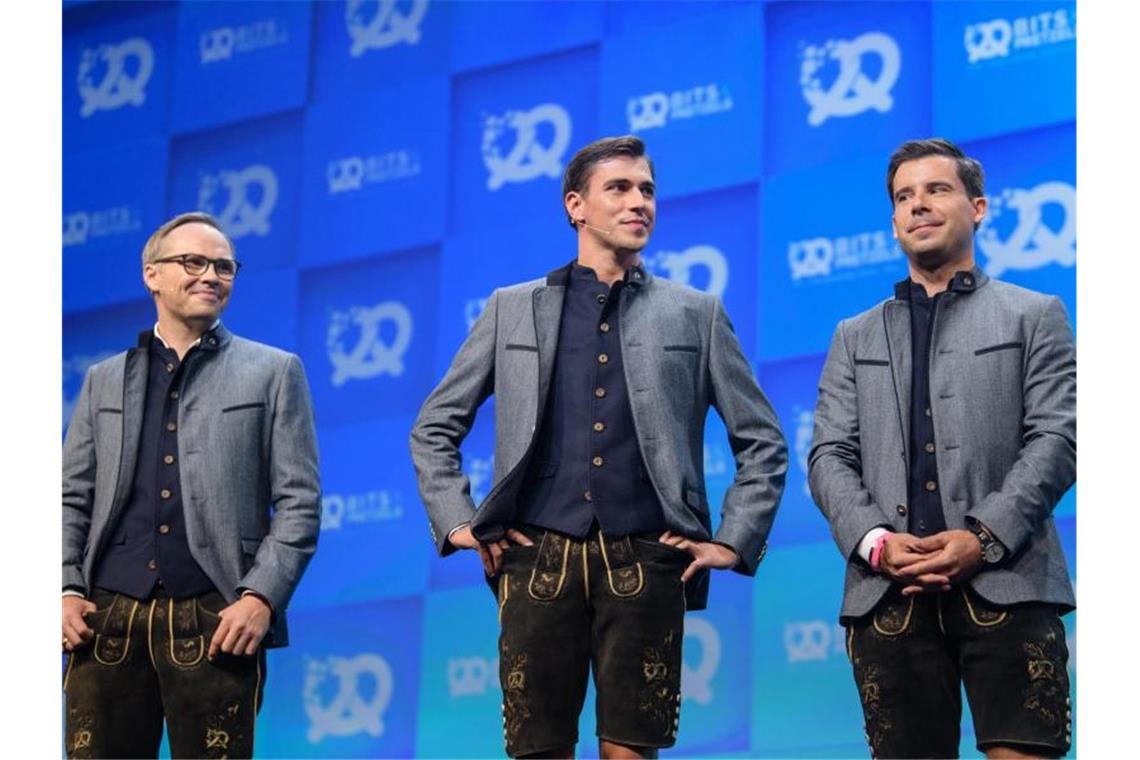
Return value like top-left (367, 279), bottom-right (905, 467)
top-left (881, 301), bottom-right (912, 464)
top-left (111, 346), bottom-right (148, 516)
top-left (532, 285), bottom-right (564, 412)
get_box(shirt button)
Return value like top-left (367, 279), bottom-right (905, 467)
top-left (584, 490), bottom-right (592, 502)
top-left (596, 294), bottom-right (607, 305)
top-left (170, 390), bottom-right (180, 400)
top-left (158, 524), bottom-right (171, 535)
top-left (160, 489), bottom-right (172, 499)
top-left (594, 387), bottom-right (606, 398)
top-left (924, 407), bottom-right (931, 417)
top-left (165, 363), bottom-right (175, 373)
top-left (599, 322), bottom-right (611, 333)
top-left (924, 442), bottom-right (935, 454)
top-left (147, 559), bottom-right (157, 571)
top-left (896, 504), bottom-right (908, 516)
top-left (592, 456), bottom-right (603, 467)
top-left (925, 480), bottom-right (938, 492)
top-left (593, 421), bottom-right (605, 432)
top-left (163, 454), bottom-right (175, 465)
top-left (598, 353), bottom-right (609, 364)
top-left (166, 422), bottom-right (177, 432)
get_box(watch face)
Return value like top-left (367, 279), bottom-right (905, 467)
top-left (983, 542), bottom-right (1004, 564)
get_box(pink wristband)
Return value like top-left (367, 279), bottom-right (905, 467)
top-left (869, 534), bottom-right (889, 572)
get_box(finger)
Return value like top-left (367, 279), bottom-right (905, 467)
top-left (488, 542), bottom-right (504, 574)
top-left (914, 573), bottom-right (951, 585)
top-left (476, 544), bottom-right (493, 575)
top-left (208, 619), bottom-right (231, 659)
top-left (79, 602), bottom-right (98, 616)
top-left (680, 558), bottom-right (703, 583)
top-left (243, 628), bottom-right (266, 656)
top-left (897, 556), bottom-right (950, 576)
top-left (658, 531), bottom-right (673, 543)
top-left (220, 623), bottom-right (244, 655)
top-left (506, 529), bottom-right (535, 547)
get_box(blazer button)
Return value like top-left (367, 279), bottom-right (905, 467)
top-left (896, 504), bottom-right (908, 516)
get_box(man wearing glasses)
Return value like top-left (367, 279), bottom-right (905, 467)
top-left (62, 212), bottom-right (321, 758)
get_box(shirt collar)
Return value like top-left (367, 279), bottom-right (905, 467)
top-left (893, 266), bottom-right (986, 300)
top-left (153, 320), bottom-right (222, 351)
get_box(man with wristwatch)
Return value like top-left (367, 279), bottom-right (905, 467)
top-left (809, 138), bottom-right (1075, 759)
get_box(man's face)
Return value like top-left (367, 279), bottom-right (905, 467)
top-left (143, 222), bottom-right (234, 324)
top-left (890, 155), bottom-right (986, 271)
top-left (566, 155), bottom-right (656, 253)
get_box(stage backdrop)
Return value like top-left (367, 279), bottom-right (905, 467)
top-left (62, 1), bottom-right (1077, 757)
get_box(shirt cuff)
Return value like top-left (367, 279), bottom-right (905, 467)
top-left (447, 523), bottom-right (470, 542)
top-left (62, 589), bottom-right (86, 599)
top-left (857, 527), bottom-right (892, 565)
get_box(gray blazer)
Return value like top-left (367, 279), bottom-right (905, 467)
top-left (410, 262), bottom-right (788, 610)
top-left (62, 324), bottom-right (321, 647)
top-left (809, 268), bottom-right (1075, 621)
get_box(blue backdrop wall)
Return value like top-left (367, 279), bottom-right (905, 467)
top-left (62, 1), bottom-right (1077, 757)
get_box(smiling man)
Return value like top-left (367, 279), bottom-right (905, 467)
top-left (809, 139), bottom-right (1076, 758)
top-left (411, 135), bottom-right (787, 758)
top-left (62, 212), bottom-right (321, 758)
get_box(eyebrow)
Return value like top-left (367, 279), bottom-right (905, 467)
top-left (604, 178), bottom-right (656, 191)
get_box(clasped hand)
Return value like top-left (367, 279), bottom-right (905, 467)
top-left (879, 529), bottom-right (983, 596)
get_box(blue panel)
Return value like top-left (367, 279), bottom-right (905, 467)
top-left (759, 155), bottom-right (905, 361)
top-left (963, 123), bottom-right (1076, 321)
top-left (756, 354), bottom-right (832, 548)
top-left (291, 416), bottom-right (432, 611)
top-left (63, 138), bottom-right (170, 313)
top-left (299, 248), bottom-right (440, 426)
top-left (450, 1), bottom-right (604, 72)
top-left (675, 574), bottom-right (753, 754)
top-left (170, 1), bottom-right (312, 132)
top-left (63, 3), bottom-right (175, 151)
top-left (605, 0), bottom-right (760, 36)
top-left (648, 185), bottom-right (760, 360)
top-left (750, 542), bottom-right (866, 757)
top-left (450, 48), bottom-right (598, 235)
top-left (221, 268), bottom-right (299, 353)
top-left (933, 1), bottom-right (1076, 142)
top-left (168, 112), bottom-right (304, 273)
top-left (62, 299), bottom-right (153, 435)
top-left (257, 598), bottom-right (422, 758)
top-left (299, 77), bottom-right (449, 266)
top-left (434, 224), bottom-right (570, 377)
top-left (312, 0), bottom-right (451, 100)
top-left (765, 1), bottom-right (932, 175)
top-left (599, 5), bottom-right (763, 198)
top-left (415, 586), bottom-right (504, 756)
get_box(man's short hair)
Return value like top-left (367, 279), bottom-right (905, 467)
top-left (141, 211), bottom-right (234, 266)
top-left (561, 135), bottom-right (655, 229)
top-left (886, 137), bottom-right (985, 205)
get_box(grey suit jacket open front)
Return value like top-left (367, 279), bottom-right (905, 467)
top-left (62, 325), bottom-right (321, 647)
top-left (410, 262), bottom-right (788, 610)
top-left (809, 269), bottom-right (1076, 621)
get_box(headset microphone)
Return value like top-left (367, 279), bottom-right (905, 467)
top-left (578, 219), bottom-right (614, 237)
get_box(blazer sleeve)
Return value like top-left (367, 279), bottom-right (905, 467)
top-left (965, 296), bottom-right (1076, 555)
top-left (237, 354), bottom-right (321, 612)
top-left (62, 369), bottom-right (97, 594)
top-left (707, 298), bottom-right (788, 575)
top-left (809, 320), bottom-right (891, 561)
top-left (409, 289), bottom-right (499, 556)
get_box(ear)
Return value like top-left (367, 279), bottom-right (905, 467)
top-left (971, 194), bottom-right (987, 227)
top-left (143, 262), bottom-right (160, 295)
top-left (564, 191), bottom-right (583, 225)
top-left (890, 211), bottom-right (899, 240)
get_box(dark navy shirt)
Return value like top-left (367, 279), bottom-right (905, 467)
top-left (905, 281), bottom-right (949, 537)
top-left (517, 263), bottom-right (664, 537)
top-left (92, 331), bottom-right (216, 599)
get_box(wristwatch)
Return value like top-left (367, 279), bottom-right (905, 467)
top-left (969, 523), bottom-right (1006, 564)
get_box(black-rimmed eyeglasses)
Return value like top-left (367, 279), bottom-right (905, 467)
top-left (153, 254), bottom-right (242, 280)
